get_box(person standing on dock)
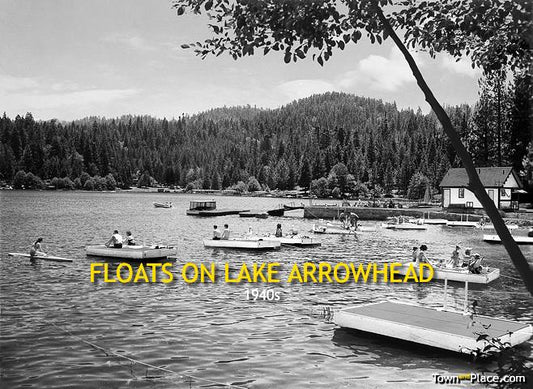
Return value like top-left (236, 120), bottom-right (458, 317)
top-left (105, 230), bottom-right (123, 248)
top-left (212, 225), bottom-right (221, 240)
top-left (275, 223), bottom-right (283, 237)
top-left (221, 224), bottom-right (230, 240)
top-left (29, 238), bottom-right (46, 258)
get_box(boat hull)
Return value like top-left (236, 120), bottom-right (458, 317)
top-left (397, 263), bottom-right (500, 284)
top-left (312, 225), bottom-right (355, 235)
top-left (203, 239), bottom-right (281, 250)
top-left (446, 221), bottom-right (478, 227)
top-left (187, 209), bottom-right (249, 216)
top-left (86, 245), bottom-right (175, 259)
top-left (483, 234), bottom-right (533, 244)
top-left (380, 223), bottom-right (427, 230)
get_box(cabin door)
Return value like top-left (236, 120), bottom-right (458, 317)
top-left (443, 189), bottom-right (450, 207)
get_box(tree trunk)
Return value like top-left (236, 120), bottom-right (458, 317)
top-left (375, 6), bottom-right (533, 295)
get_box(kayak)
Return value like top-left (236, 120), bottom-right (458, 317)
top-left (203, 239), bottom-right (281, 250)
top-left (8, 252), bottom-right (73, 263)
top-left (86, 245), bottom-right (176, 259)
top-left (396, 262), bottom-right (500, 284)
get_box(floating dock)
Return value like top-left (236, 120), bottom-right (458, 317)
top-left (334, 301), bottom-right (532, 354)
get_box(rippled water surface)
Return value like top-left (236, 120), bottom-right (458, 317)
top-left (1, 191), bottom-right (532, 388)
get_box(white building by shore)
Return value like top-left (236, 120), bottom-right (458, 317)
top-left (439, 167), bottom-right (521, 210)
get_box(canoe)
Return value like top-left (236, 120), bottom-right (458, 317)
top-left (446, 221), bottom-right (478, 227)
top-left (381, 223), bottom-right (427, 230)
top-left (483, 234), bottom-right (533, 245)
top-left (8, 252), bottom-right (73, 263)
top-left (203, 239), bottom-right (281, 250)
top-left (154, 202), bottom-right (172, 208)
top-left (86, 245), bottom-right (176, 259)
top-left (312, 224), bottom-right (356, 235)
top-left (334, 301), bottom-right (532, 354)
top-left (250, 235), bottom-right (321, 247)
top-left (239, 211), bottom-right (269, 218)
top-left (396, 262), bottom-right (500, 284)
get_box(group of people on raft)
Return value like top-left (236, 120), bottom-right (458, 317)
top-left (411, 244), bottom-right (484, 274)
top-left (105, 230), bottom-right (136, 248)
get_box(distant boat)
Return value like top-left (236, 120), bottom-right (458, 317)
top-left (381, 217), bottom-right (427, 230)
top-left (483, 234), bottom-right (533, 245)
top-left (203, 239), bottom-right (281, 250)
top-left (86, 245), bottom-right (176, 259)
top-left (266, 207), bottom-right (285, 217)
top-left (187, 199), bottom-right (248, 216)
top-left (239, 210), bottom-right (269, 218)
top-left (312, 224), bottom-right (356, 235)
top-left (283, 203), bottom-right (305, 211)
top-left (478, 223), bottom-right (519, 230)
top-left (446, 214), bottom-right (477, 227)
top-left (154, 202), bottom-right (172, 208)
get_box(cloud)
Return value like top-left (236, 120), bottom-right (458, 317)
top-left (338, 48), bottom-right (422, 92)
top-left (102, 33), bottom-right (155, 51)
top-left (276, 79), bottom-right (338, 101)
top-left (0, 74), bottom-right (39, 92)
top-left (440, 55), bottom-right (480, 77)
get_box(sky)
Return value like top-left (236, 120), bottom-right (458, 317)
top-left (0, 0), bottom-right (482, 121)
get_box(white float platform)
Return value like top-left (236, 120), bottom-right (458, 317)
top-left (334, 301), bottom-right (532, 354)
top-left (397, 263), bottom-right (500, 284)
top-left (86, 245), bottom-right (176, 259)
top-left (483, 234), bottom-right (533, 244)
top-left (203, 239), bottom-right (281, 250)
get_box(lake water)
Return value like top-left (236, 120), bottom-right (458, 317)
top-left (1, 191), bottom-right (532, 388)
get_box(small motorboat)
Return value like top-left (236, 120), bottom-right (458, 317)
top-left (326, 222), bottom-right (377, 232)
top-left (239, 210), bottom-right (269, 218)
top-left (86, 245), bottom-right (176, 259)
top-left (203, 239), bottom-right (281, 250)
top-left (154, 202), bottom-right (172, 208)
top-left (483, 234), bottom-right (533, 245)
top-left (447, 221), bottom-right (478, 227)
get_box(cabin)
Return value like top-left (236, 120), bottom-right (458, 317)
top-left (439, 167), bottom-right (521, 210)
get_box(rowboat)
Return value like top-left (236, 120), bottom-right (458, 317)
top-left (8, 252), bottom-right (73, 263)
top-left (334, 301), bottom-right (532, 354)
top-left (250, 235), bottom-right (321, 247)
top-left (380, 223), bottom-right (427, 230)
top-left (396, 262), bottom-right (500, 284)
top-left (154, 202), bottom-right (172, 208)
top-left (483, 234), bottom-right (533, 245)
top-left (203, 239), bottom-right (281, 250)
top-left (86, 245), bottom-right (176, 259)
top-left (312, 224), bottom-right (356, 235)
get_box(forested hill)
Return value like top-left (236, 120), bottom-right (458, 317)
top-left (0, 92), bottom-right (505, 194)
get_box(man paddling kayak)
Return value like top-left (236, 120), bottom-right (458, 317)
top-left (29, 238), bottom-right (47, 258)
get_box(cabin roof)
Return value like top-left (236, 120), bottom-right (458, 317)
top-left (439, 167), bottom-right (521, 188)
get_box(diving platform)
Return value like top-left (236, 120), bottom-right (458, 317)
top-left (334, 301), bottom-right (532, 354)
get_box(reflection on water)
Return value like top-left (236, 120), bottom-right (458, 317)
top-left (0, 191), bottom-right (531, 388)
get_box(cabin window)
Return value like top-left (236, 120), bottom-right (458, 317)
top-left (458, 188), bottom-right (465, 198)
top-left (500, 188), bottom-right (508, 198)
